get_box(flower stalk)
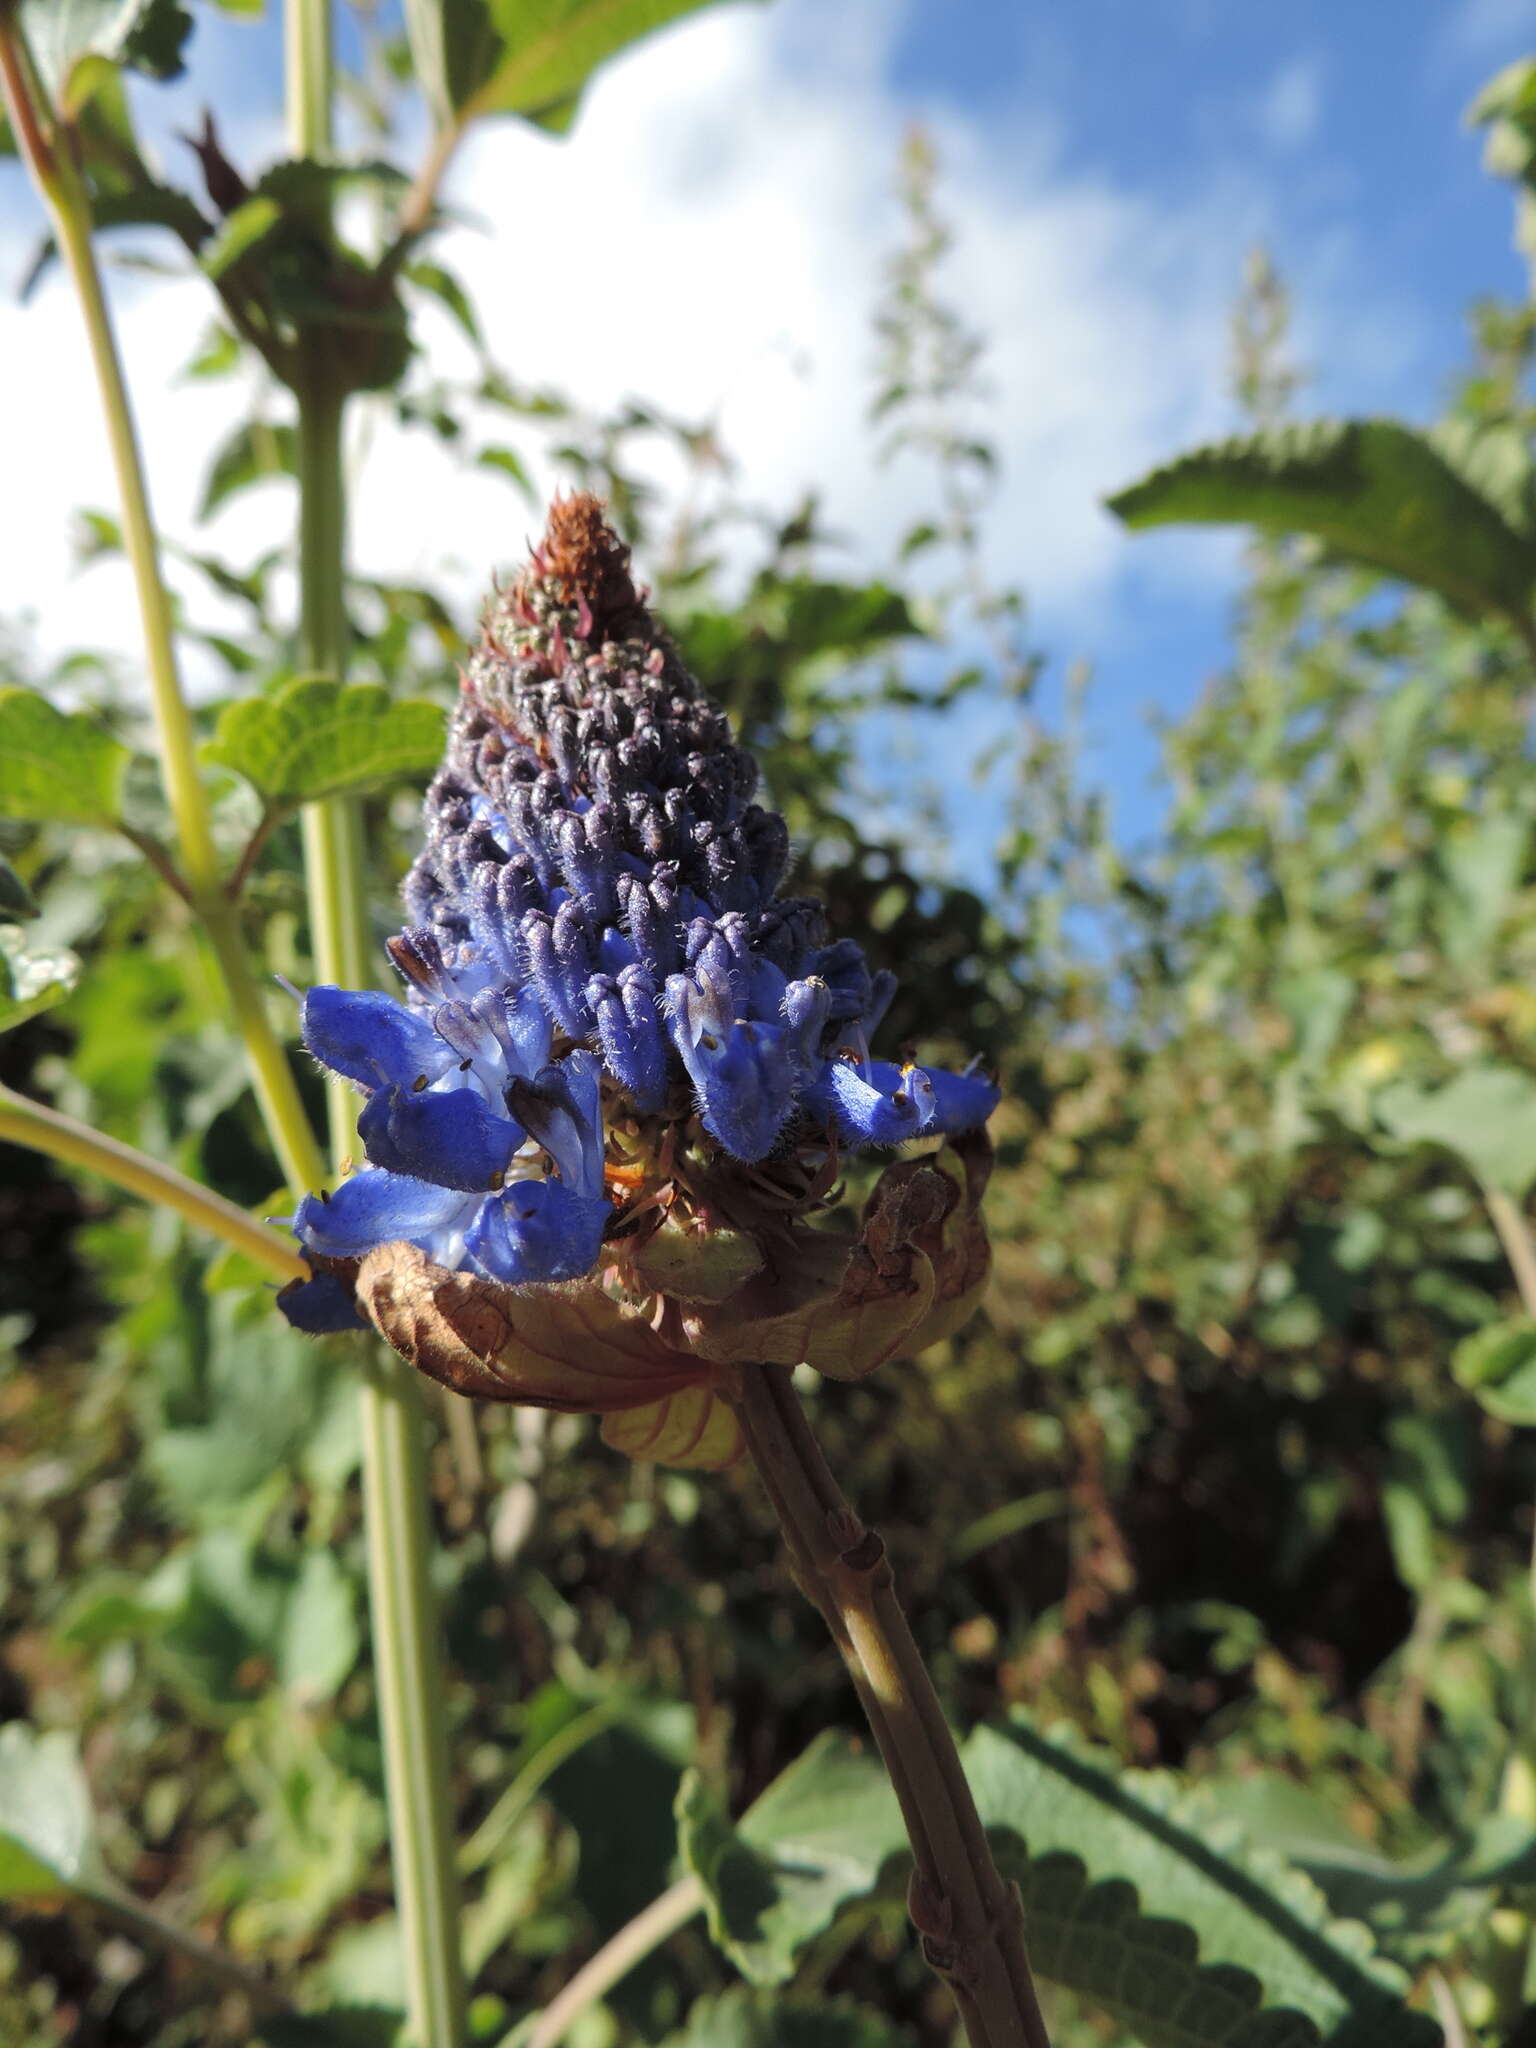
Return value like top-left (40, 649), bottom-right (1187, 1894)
top-left (727, 1363), bottom-right (1051, 2048)
top-left (283, 7), bottom-right (466, 2043)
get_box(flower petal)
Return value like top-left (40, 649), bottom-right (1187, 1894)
top-left (506, 1050), bottom-right (605, 1199)
top-left (923, 1063), bottom-right (1000, 1133)
top-left (277, 1267), bottom-right (366, 1333)
top-left (464, 1178), bottom-right (610, 1285)
top-left (294, 1169), bottom-right (473, 1260)
top-left (358, 1084), bottom-right (523, 1191)
top-left (302, 985), bottom-right (452, 1091)
top-left (808, 1058), bottom-right (926, 1146)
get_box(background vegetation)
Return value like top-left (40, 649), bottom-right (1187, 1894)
top-left (6, 6), bottom-right (1536, 2046)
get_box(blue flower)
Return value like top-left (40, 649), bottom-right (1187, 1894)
top-left (279, 496), bottom-right (996, 1327)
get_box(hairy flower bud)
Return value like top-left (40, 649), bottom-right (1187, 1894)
top-left (278, 497), bottom-right (999, 1463)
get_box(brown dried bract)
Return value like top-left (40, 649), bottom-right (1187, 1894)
top-left (356, 1239), bottom-right (714, 1413)
top-left (516, 491), bottom-right (651, 644)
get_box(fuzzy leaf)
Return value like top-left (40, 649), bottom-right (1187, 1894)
top-left (1108, 418), bottom-right (1536, 623)
top-left (202, 679), bottom-right (445, 807)
top-left (686, 1723), bottom-right (1434, 2046)
top-left (1374, 1063), bottom-right (1536, 1195)
top-left (199, 421), bottom-right (298, 520)
top-left (964, 1719), bottom-right (1438, 2048)
top-left (0, 689), bottom-right (130, 826)
top-left (678, 1733), bottom-right (908, 1986)
top-left (0, 1723), bottom-right (103, 1900)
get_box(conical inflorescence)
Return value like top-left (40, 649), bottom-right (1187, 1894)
top-left (279, 497), bottom-right (998, 1417)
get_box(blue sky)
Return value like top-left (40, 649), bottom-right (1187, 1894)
top-left (2, 0), bottom-right (1532, 863)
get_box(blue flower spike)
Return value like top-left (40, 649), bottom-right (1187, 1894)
top-left (280, 495), bottom-right (998, 1394)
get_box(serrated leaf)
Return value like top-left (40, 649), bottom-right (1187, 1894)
top-left (0, 689), bottom-right (130, 825)
top-left (199, 421), bottom-right (298, 520)
top-left (1374, 1063), bottom-right (1536, 1195)
top-left (678, 1735), bottom-right (909, 1987)
top-left (202, 679), bottom-right (444, 806)
top-left (1107, 418), bottom-right (1536, 623)
top-left (0, 1723), bottom-right (103, 1900)
top-left (0, 924), bottom-right (81, 1034)
top-left (686, 1724), bottom-right (1436, 2046)
top-left (964, 1719), bottom-right (1438, 2048)
top-left (658, 1989), bottom-right (916, 2048)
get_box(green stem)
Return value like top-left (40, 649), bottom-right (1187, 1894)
top-left (524, 1877), bottom-right (704, 2048)
top-left (285, 11), bottom-right (466, 2044)
top-left (89, 1880), bottom-right (293, 2015)
top-left (0, 15), bottom-right (325, 1202)
top-left (0, 1087), bottom-right (307, 1283)
top-left (727, 1364), bottom-right (1052, 2048)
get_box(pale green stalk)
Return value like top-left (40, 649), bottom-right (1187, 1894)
top-left (285, 8), bottom-right (466, 2044)
top-left (523, 1878), bottom-right (704, 2048)
top-left (0, 17), bottom-right (323, 1201)
top-left (0, 1087), bottom-right (307, 1282)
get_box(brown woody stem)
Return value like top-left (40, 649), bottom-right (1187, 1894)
top-left (727, 1362), bottom-right (1051, 2048)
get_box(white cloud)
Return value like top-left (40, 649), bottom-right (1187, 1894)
top-left (1256, 57), bottom-right (1324, 151)
top-left (0, 0), bottom-right (1397, 690)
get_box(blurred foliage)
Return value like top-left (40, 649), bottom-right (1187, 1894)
top-left (7, 5), bottom-right (1536, 2045)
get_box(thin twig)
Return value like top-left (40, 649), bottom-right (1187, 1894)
top-left (525, 1876), bottom-right (704, 2048)
top-left (0, 1085), bottom-right (307, 1282)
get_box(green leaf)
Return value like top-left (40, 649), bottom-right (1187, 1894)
top-left (0, 1723), bottom-right (103, 1901)
top-left (402, 0), bottom-right (502, 124)
top-left (1374, 1063), bottom-right (1536, 1195)
top-left (199, 193), bottom-right (285, 280)
top-left (1453, 1317), bottom-right (1536, 1424)
top-left (476, 445), bottom-right (536, 501)
top-left (406, 259), bottom-right (482, 344)
top-left (964, 1719), bottom-right (1438, 2048)
top-left (658, 1989), bottom-right (916, 2048)
top-left (477, 0), bottom-right (734, 122)
top-left (202, 679), bottom-right (445, 807)
top-left (678, 1733), bottom-right (908, 1986)
top-left (199, 421), bottom-right (298, 520)
top-left (1208, 1772), bottom-right (1536, 1964)
top-left (20, 0), bottom-right (190, 114)
top-left (687, 1724), bottom-right (1434, 2046)
top-left (0, 923), bottom-right (81, 1035)
top-left (406, 0), bottom-right (750, 129)
top-left (0, 689), bottom-right (131, 825)
top-left (1107, 418), bottom-right (1536, 623)
top-left (0, 861), bottom-right (39, 921)
top-left (278, 1550), bottom-right (360, 1703)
